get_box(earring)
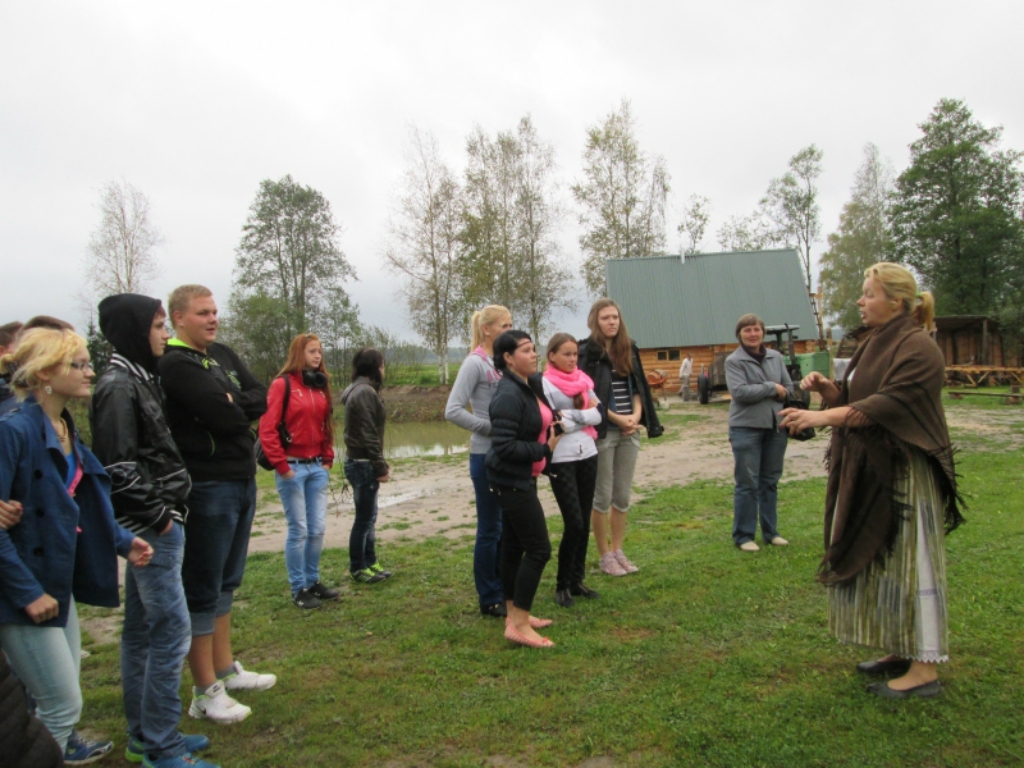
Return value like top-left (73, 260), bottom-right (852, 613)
top-left (44, 385), bottom-right (52, 395)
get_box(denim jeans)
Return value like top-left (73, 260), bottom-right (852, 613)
top-left (469, 453), bottom-right (503, 607)
top-left (181, 478), bottom-right (257, 636)
top-left (0, 600), bottom-right (82, 750)
top-left (345, 459), bottom-right (379, 572)
top-left (276, 462), bottom-right (330, 595)
top-left (121, 522), bottom-right (191, 760)
top-left (729, 426), bottom-right (788, 545)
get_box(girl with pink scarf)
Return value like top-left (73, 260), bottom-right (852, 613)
top-left (541, 333), bottom-right (603, 608)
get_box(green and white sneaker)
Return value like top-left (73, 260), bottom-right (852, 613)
top-left (350, 568), bottom-right (387, 584)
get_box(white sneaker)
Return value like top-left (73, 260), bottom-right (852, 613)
top-left (221, 660), bottom-right (277, 692)
top-left (738, 541), bottom-right (760, 552)
top-left (188, 680), bottom-right (251, 724)
top-left (768, 536), bottom-right (789, 547)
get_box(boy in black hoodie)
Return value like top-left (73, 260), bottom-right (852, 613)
top-left (91, 294), bottom-right (216, 767)
top-left (158, 285), bottom-right (273, 727)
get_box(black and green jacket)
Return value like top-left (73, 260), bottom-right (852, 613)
top-left (158, 339), bottom-right (267, 482)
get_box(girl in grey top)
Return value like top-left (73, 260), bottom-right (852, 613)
top-left (444, 305), bottom-right (512, 617)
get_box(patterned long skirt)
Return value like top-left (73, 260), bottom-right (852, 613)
top-left (827, 452), bottom-right (949, 663)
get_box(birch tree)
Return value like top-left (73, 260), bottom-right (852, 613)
top-left (84, 179), bottom-right (162, 297)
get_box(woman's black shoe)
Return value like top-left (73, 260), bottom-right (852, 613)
top-left (555, 589), bottom-right (575, 608)
top-left (293, 589), bottom-right (323, 610)
top-left (308, 581), bottom-right (340, 601)
top-left (481, 602), bottom-right (507, 618)
top-left (857, 658), bottom-right (911, 675)
top-left (570, 583), bottom-right (600, 599)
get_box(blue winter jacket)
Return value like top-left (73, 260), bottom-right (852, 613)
top-left (0, 396), bottom-right (134, 627)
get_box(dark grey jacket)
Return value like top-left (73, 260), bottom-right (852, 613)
top-left (725, 346), bottom-right (793, 429)
top-left (341, 377), bottom-right (388, 478)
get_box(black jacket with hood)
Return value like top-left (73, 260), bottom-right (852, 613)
top-left (341, 376), bottom-right (389, 478)
top-left (90, 293), bottom-right (191, 534)
top-left (158, 337), bottom-right (267, 483)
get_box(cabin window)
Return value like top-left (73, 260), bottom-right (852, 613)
top-left (669, 350), bottom-right (680, 361)
top-left (657, 350), bottom-right (667, 361)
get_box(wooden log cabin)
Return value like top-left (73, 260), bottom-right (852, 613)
top-left (934, 315), bottom-right (1020, 368)
top-left (604, 249), bottom-right (820, 398)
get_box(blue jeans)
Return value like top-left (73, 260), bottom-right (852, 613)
top-left (121, 522), bottom-right (191, 760)
top-left (0, 600), bottom-right (81, 750)
top-left (729, 426), bottom-right (788, 545)
top-left (181, 478), bottom-right (257, 636)
top-left (276, 462), bottom-right (330, 595)
top-left (469, 453), bottom-right (503, 607)
top-left (345, 459), bottom-right (379, 572)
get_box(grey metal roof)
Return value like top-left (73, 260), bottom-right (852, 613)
top-left (604, 249), bottom-right (819, 347)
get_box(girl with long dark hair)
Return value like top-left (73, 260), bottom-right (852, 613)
top-left (341, 347), bottom-right (392, 584)
top-left (541, 333), bottom-right (602, 608)
top-left (578, 299), bottom-right (662, 576)
top-left (445, 305), bottom-right (513, 618)
top-left (487, 331), bottom-right (562, 648)
top-left (259, 333), bottom-right (338, 609)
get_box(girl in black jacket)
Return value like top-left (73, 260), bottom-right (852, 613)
top-left (486, 331), bottom-right (562, 648)
top-left (577, 298), bottom-right (663, 577)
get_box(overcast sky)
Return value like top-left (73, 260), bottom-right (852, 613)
top-left (3, 1), bottom-right (1023, 343)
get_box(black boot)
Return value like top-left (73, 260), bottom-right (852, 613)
top-left (555, 589), bottom-right (575, 608)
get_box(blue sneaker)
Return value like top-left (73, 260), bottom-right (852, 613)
top-left (64, 730), bottom-right (114, 765)
top-left (126, 734), bottom-right (211, 763)
top-left (143, 754), bottom-right (221, 768)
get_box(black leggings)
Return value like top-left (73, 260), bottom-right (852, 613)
top-left (548, 455), bottom-right (598, 590)
top-left (493, 482), bottom-right (552, 613)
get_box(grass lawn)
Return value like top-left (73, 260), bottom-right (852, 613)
top-left (77, 405), bottom-right (1024, 767)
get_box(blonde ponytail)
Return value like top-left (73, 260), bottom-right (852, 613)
top-left (470, 305), bottom-right (512, 350)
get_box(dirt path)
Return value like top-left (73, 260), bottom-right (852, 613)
top-left (246, 401), bottom-right (830, 554)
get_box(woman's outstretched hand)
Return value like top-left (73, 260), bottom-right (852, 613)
top-left (779, 407), bottom-right (822, 436)
top-left (800, 371), bottom-right (830, 392)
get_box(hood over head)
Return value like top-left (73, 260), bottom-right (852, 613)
top-left (99, 293), bottom-right (164, 373)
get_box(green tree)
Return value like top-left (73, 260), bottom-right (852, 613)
top-left (761, 144), bottom-right (823, 292)
top-left (890, 98), bottom-right (1024, 315)
top-left (572, 99), bottom-right (670, 293)
top-left (677, 194), bottom-right (711, 255)
top-left (233, 175), bottom-right (357, 337)
top-left (220, 291), bottom-right (298, 384)
top-left (819, 144), bottom-right (894, 331)
top-left (461, 116), bottom-right (572, 340)
top-left (386, 128), bottom-right (464, 384)
top-left (84, 317), bottom-right (111, 378)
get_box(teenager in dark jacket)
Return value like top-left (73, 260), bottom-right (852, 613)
top-left (159, 285), bottom-right (274, 726)
top-left (577, 298), bottom-right (663, 577)
top-left (91, 294), bottom-right (216, 768)
top-left (259, 333), bottom-right (338, 609)
top-left (341, 347), bottom-right (392, 584)
top-left (486, 330), bottom-right (562, 649)
top-left (0, 327), bottom-right (152, 762)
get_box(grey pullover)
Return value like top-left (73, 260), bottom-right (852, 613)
top-left (445, 349), bottom-right (502, 454)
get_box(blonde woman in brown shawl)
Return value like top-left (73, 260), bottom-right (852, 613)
top-left (779, 262), bottom-right (963, 699)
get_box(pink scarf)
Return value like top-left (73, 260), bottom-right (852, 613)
top-left (544, 365), bottom-right (598, 440)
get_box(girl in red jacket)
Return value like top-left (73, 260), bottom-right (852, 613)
top-left (259, 334), bottom-right (338, 609)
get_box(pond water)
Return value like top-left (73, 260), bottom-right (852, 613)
top-left (381, 420), bottom-right (471, 459)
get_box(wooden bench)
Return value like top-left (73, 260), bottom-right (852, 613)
top-left (947, 386), bottom-right (1022, 405)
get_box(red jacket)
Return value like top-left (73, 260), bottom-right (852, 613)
top-left (258, 372), bottom-right (335, 475)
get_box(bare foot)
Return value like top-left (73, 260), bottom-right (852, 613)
top-left (886, 661), bottom-right (938, 691)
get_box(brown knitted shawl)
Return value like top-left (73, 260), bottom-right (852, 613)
top-left (820, 313), bottom-right (964, 585)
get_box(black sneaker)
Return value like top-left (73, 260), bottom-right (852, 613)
top-left (308, 581), bottom-right (340, 601)
top-left (351, 568), bottom-right (387, 584)
top-left (570, 583), bottom-right (600, 599)
top-left (554, 589), bottom-right (575, 608)
top-left (480, 602), bottom-right (507, 618)
top-left (368, 563), bottom-right (393, 580)
top-left (293, 588), bottom-right (323, 609)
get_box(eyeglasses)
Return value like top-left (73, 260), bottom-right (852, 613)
top-left (69, 361), bottom-right (94, 372)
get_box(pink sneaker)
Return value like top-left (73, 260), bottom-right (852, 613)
top-left (599, 552), bottom-right (627, 576)
top-left (614, 550), bottom-right (639, 573)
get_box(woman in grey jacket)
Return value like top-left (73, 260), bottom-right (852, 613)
top-left (444, 306), bottom-right (512, 617)
top-left (724, 314), bottom-right (793, 552)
